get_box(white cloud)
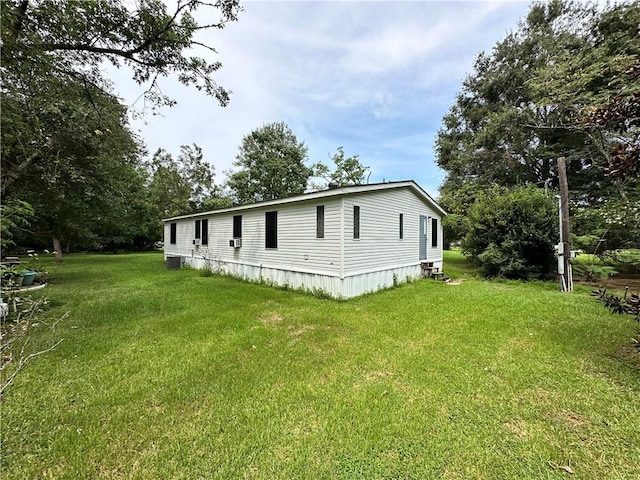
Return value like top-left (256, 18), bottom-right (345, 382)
top-left (109, 0), bottom-right (533, 198)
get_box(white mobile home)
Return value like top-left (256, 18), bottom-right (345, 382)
top-left (163, 180), bottom-right (446, 298)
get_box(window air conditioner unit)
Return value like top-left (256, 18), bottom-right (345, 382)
top-left (193, 239), bottom-right (201, 246)
top-left (229, 238), bottom-right (242, 248)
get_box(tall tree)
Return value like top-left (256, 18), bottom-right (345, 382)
top-left (2, 69), bottom-right (150, 259)
top-left (437, 1), bottom-right (598, 201)
top-left (2, 0), bottom-right (241, 194)
top-left (526, 1), bottom-right (640, 199)
top-left (146, 144), bottom-right (229, 235)
top-left (312, 147), bottom-right (370, 189)
top-left (436, 0), bottom-right (640, 246)
top-left (227, 122), bottom-right (312, 204)
top-left (1, 0), bottom-right (241, 255)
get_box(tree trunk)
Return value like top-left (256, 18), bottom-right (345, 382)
top-left (52, 237), bottom-right (63, 263)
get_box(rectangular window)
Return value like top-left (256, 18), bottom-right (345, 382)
top-left (432, 218), bottom-right (438, 247)
top-left (265, 211), bottom-right (277, 249)
top-left (201, 219), bottom-right (208, 245)
top-left (195, 220), bottom-right (201, 239)
top-left (170, 223), bottom-right (177, 244)
top-left (316, 205), bottom-right (324, 239)
top-left (353, 206), bottom-right (360, 239)
top-left (233, 215), bottom-right (242, 238)
top-left (399, 213), bottom-right (404, 239)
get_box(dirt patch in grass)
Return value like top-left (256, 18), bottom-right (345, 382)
top-left (365, 370), bottom-right (394, 380)
top-left (288, 324), bottom-right (316, 338)
top-left (613, 342), bottom-right (640, 371)
top-left (503, 420), bottom-right (529, 440)
top-left (257, 311), bottom-right (284, 325)
top-left (553, 410), bottom-right (585, 428)
top-left (577, 274), bottom-right (640, 290)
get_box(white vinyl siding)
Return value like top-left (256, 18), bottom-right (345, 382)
top-left (342, 188), bottom-right (442, 275)
top-left (164, 198), bottom-right (342, 276)
top-left (164, 220), bottom-right (197, 256)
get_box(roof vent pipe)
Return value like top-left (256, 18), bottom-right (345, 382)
top-left (328, 181), bottom-right (340, 189)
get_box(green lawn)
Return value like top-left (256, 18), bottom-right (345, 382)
top-left (1, 251), bottom-right (638, 479)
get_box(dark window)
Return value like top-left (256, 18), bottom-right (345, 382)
top-left (265, 211), bottom-right (277, 248)
top-left (316, 205), bottom-right (324, 239)
top-left (432, 218), bottom-right (438, 247)
top-left (399, 213), bottom-right (404, 239)
top-left (233, 215), bottom-right (242, 238)
top-left (170, 223), bottom-right (177, 244)
top-left (195, 220), bottom-right (201, 239)
top-left (201, 219), bottom-right (208, 245)
top-left (353, 206), bottom-right (360, 239)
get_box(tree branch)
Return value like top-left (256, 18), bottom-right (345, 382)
top-left (0, 339), bottom-right (63, 397)
top-left (40, 0), bottom-right (194, 59)
top-left (1, 138), bottom-right (55, 197)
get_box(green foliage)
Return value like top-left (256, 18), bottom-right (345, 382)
top-left (572, 198), bottom-right (640, 252)
top-left (528, 2), bottom-right (640, 185)
top-left (0, 201), bottom-right (34, 252)
top-left (146, 144), bottom-right (229, 230)
top-left (601, 249), bottom-right (640, 275)
top-left (438, 182), bottom-right (488, 247)
top-left (1, 265), bottom-right (24, 290)
top-left (436, 0), bottom-right (640, 249)
top-left (462, 186), bottom-right (558, 279)
top-left (147, 149), bottom-right (193, 218)
top-left (1, 0), bottom-right (241, 254)
top-left (573, 234), bottom-right (602, 254)
top-left (3, 75), bottom-right (152, 251)
top-left (574, 264), bottom-right (618, 283)
top-left (442, 213), bottom-right (465, 249)
top-left (0, 0), bottom-right (241, 115)
top-left (200, 195), bottom-right (233, 211)
top-left (227, 122), bottom-right (312, 204)
top-left (311, 147), bottom-right (370, 189)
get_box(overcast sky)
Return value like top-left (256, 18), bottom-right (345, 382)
top-left (111, 0), bottom-right (533, 198)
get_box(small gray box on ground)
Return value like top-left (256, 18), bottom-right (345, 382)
top-left (166, 256), bottom-right (182, 270)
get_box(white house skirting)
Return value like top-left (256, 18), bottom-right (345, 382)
top-left (173, 253), bottom-right (427, 299)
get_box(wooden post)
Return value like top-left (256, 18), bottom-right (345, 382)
top-left (558, 157), bottom-right (572, 291)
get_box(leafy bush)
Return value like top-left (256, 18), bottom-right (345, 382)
top-left (573, 234), bottom-right (602, 254)
top-left (462, 186), bottom-right (558, 280)
top-left (442, 213), bottom-right (466, 249)
top-left (572, 200), bottom-right (640, 252)
top-left (600, 249), bottom-right (640, 274)
top-left (0, 201), bottom-right (34, 252)
top-left (574, 264), bottom-right (618, 282)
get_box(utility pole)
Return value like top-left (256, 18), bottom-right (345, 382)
top-left (558, 156), bottom-right (572, 292)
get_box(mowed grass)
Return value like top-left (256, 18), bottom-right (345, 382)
top-left (1, 251), bottom-right (638, 479)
